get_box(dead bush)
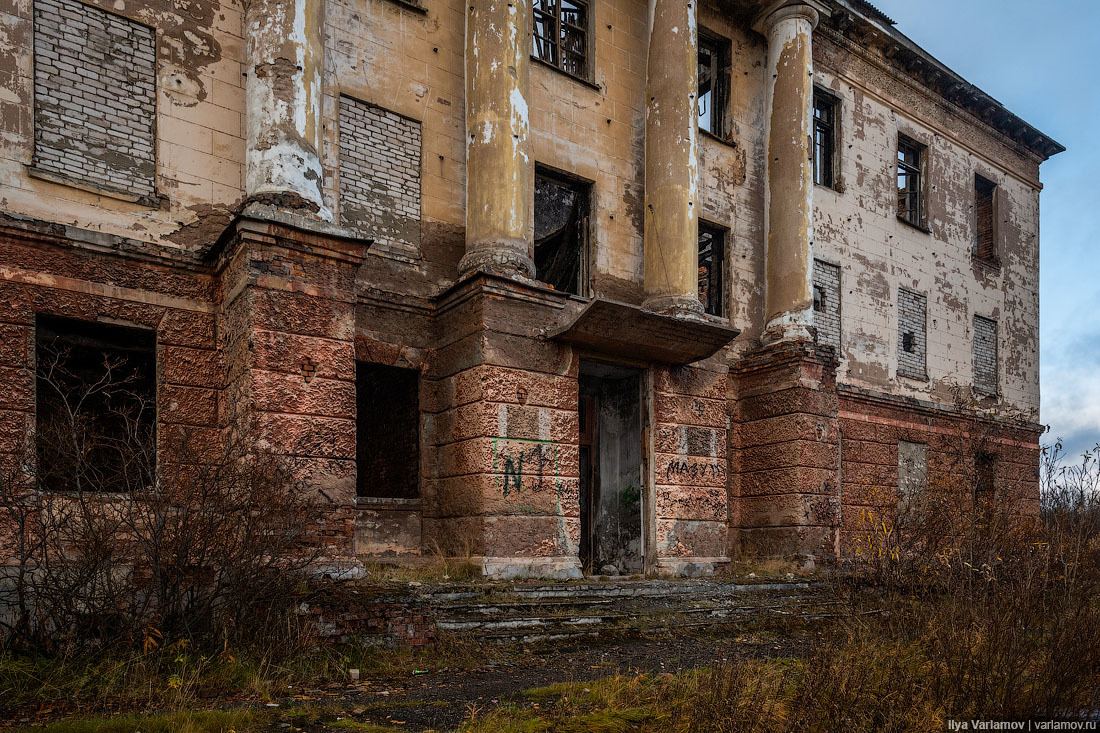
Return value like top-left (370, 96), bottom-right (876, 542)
top-left (0, 339), bottom-right (329, 655)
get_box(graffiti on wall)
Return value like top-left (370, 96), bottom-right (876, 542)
top-left (492, 437), bottom-right (562, 497)
top-left (663, 457), bottom-right (726, 483)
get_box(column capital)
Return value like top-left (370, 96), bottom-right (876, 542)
top-left (752, 1), bottom-right (828, 35)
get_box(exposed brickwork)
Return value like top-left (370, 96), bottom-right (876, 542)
top-left (33, 0), bottom-right (156, 198)
top-left (897, 288), bottom-right (927, 380)
top-left (338, 97), bottom-right (422, 254)
top-left (974, 175), bottom-right (997, 262)
top-left (973, 315), bottom-right (998, 395)
top-left (812, 259), bottom-right (841, 353)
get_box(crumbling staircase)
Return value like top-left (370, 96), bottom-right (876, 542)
top-left (416, 578), bottom-right (834, 644)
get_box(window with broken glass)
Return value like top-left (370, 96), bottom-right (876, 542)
top-left (535, 171), bottom-right (590, 296)
top-left (897, 135), bottom-right (924, 227)
top-left (698, 32), bottom-right (730, 137)
top-left (813, 91), bottom-right (837, 188)
top-left (532, 0), bottom-right (589, 80)
top-left (698, 223), bottom-right (726, 317)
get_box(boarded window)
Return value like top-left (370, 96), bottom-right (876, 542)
top-left (356, 363), bottom-right (420, 499)
top-left (697, 31), bottom-right (730, 138)
top-left (812, 259), bottom-right (841, 352)
top-left (535, 170), bottom-right (590, 296)
top-left (339, 97), bottom-right (422, 256)
top-left (897, 288), bottom-right (927, 380)
top-left (974, 175), bottom-right (997, 262)
top-left (898, 440), bottom-right (927, 511)
top-left (813, 91), bottom-right (837, 189)
top-left (35, 315), bottom-right (156, 493)
top-left (533, 0), bottom-right (589, 79)
top-left (973, 315), bottom-right (998, 395)
top-left (33, 0), bottom-right (157, 198)
top-left (897, 135), bottom-right (924, 227)
top-left (698, 223), bottom-right (725, 317)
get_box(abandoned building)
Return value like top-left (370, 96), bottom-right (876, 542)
top-left (0, 0), bottom-right (1062, 577)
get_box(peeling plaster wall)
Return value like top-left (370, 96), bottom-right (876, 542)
top-left (0, 0), bottom-right (245, 250)
top-left (813, 31), bottom-right (1041, 418)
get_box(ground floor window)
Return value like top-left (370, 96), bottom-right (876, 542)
top-left (356, 362), bottom-right (420, 499)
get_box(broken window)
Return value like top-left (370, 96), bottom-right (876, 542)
top-left (698, 31), bottom-right (730, 138)
top-left (897, 288), bottom-right (927, 380)
top-left (532, 0), bottom-right (589, 79)
top-left (356, 363), bottom-right (420, 499)
top-left (973, 174), bottom-right (997, 263)
top-left (534, 170), bottom-right (590, 296)
top-left (697, 222), bottom-right (726, 317)
top-left (813, 90), bottom-right (837, 188)
top-left (897, 135), bottom-right (925, 227)
top-left (35, 315), bottom-right (157, 493)
top-left (973, 315), bottom-right (998, 395)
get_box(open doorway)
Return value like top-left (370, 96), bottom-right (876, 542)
top-left (578, 361), bottom-right (644, 575)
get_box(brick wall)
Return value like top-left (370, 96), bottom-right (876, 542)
top-left (812, 259), bottom-right (841, 353)
top-left (973, 315), bottom-right (998, 394)
top-left (32, 0), bottom-right (156, 198)
top-left (897, 289), bottom-right (927, 380)
top-left (338, 96), bottom-right (422, 255)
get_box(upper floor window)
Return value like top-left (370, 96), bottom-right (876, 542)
top-left (533, 0), bottom-right (589, 80)
top-left (973, 174), bottom-right (998, 263)
top-left (698, 223), bottom-right (726, 317)
top-left (32, 0), bottom-right (157, 201)
top-left (535, 169), bottom-right (591, 296)
top-left (897, 135), bottom-right (925, 227)
top-left (698, 31), bottom-right (730, 138)
top-left (813, 91), bottom-right (837, 189)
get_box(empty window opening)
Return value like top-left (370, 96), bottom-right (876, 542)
top-left (812, 259), bottom-right (842, 352)
top-left (813, 91), bottom-right (837, 188)
top-left (975, 453), bottom-right (996, 503)
top-left (698, 31), bottom-right (731, 137)
top-left (897, 135), bottom-right (925, 227)
top-left (698, 222), bottom-right (726, 317)
top-left (356, 363), bottom-right (419, 499)
top-left (35, 315), bottom-right (156, 494)
top-left (973, 315), bottom-right (998, 395)
top-left (533, 0), bottom-right (589, 79)
top-left (897, 288), bottom-right (927, 380)
top-left (535, 170), bottom-right (590, 296)
top-left (974, 174), bottom-right (997, 262)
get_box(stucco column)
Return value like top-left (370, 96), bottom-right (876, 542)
top-left (245, 0), bottom-right (330, 220)
top-left (760, 3), bottom-right (819, 342)
top-left (642, 0), bottom-right (702, 317)
top-left (459, 0), bottom-right (535, 278)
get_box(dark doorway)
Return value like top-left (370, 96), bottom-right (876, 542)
top-left (534, 168), bottom-right (590, 296)
top-left (578, 361), bottom-right (644, 575)
top-left (356, 362), bottom-right (419, 499)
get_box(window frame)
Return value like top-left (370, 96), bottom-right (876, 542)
top-left (896, 134), bottom-right (926, 229)
top-left (812, 89), bottom-right (838, 189)
top-left (532, 0), bottom-right (592, 83)
top-left (697, 28), bottom-right (731, 140)
top-left (697, 221), bottom-right (727, 318)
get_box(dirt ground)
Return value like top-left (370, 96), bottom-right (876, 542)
top-left (262, 628), bottom-right (813, 732)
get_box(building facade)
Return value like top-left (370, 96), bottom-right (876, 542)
top-left (0, 0), bottom-right (1062, 577)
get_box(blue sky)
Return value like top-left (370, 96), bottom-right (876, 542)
top-left (873, 0), bottom-right (1100, 460)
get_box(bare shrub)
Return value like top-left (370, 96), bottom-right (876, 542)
top-left (0, 339), bottom-right (328, 655)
